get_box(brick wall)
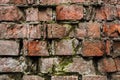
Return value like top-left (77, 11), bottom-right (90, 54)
top-left (0, 0), bottom-right (120, 80)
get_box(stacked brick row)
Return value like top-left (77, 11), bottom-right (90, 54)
top-left (0, 0), bottom-right (120, 80)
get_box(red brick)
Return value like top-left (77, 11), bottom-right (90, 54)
top-left (95, 5), bottom-right (117, 21)
top-left (102, 23), bottom-right (120, 38)
top-left (103, 0), bottom-right (118, 4)
top-left (39, 8), bottom-right (52, 21)
top-left (0, 23), bottom-right (27, 39)
top-left (83, 75), bottom-right (107, 80)
top-left (75, 23), bottom-right (87, 39)
top-left (0, 0), bottom-right (27, 5)
top-left (0, 6), bottom-right (24, 21)
top-left (39, 58), bottom-right (59, 73)
top-left (54, 39), bottom-right (78, 55)
top-left (98, 58), bottom-right (117, 73)
top-left (75, 22), bottom-right (101, 39)
top-left (56, 4), bottom-right (83, 20)
top-left (105, 40), bottom-right (111, 55)
top-left (117, 5), bottom-right (120, 19)
top-left (112, 75), bottom-right (120, 80)
top-left (51, 76), bottom-right (78, 80)
top-left (0, 23), bottom-right (44, 39)
top-left (26, 8), bottom-right (39, 22)
top-left (23, 75), bottom-right (45, 80)
top-left (87, 22), bottom-right (101, 38)
top-left (0, 40), bottom-right (19, 56)
top-left (0, 0), bottom-right (10, 4)
top-left (71, 0), bottom-right (85, 3)
top-left (64, 57), bottom-right (95, 75)
top-left (27, 24), bottom-right (45, 39)
top-left (82, 40), bottom-right (105, 56)
top-left (113, 41), bottom-right (120, 57)
top-left (1, 23), bottom-right (26, 38)
top-left (24, 40), bottom-right (49, 56)
top-left (39, 0), bottom-right (70, 5)
top-left (47, 24), bottom-right (73, 38)
top-left (0, 58), bottom-right (27, 72)
top-left (114, 57), bottom-right (120, 71)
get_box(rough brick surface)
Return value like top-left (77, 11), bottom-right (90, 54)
top-left (0, 40), bottom-right (19, 56)
top-left (82, 40), bottom-right (105, 56)
top-left (54, 39), bottom-right (78, 55)
top-left (26, 8), bottom-right (39, 22)
top-left (51, 76), bottom-right (78, 80)
top-left (24, 40), bottom-right (49, 56)
top-left (75, 22), bottom-right (101, 39)
top-left (83, 75), bottom-right (107, 80)
top-left (23, 75), bottom-right (45, 80)
top-left (39, 8), bottom-right (53, 21)
top-left (112, 75), bottom-right (120, 80)
top-left (47, 24), bottom-right (73, 38)
top-left (39, 58), bottom-right (59, 73)
top-left (64, 57), bottom-right (95, 75)
top-left (98, 58), bottom-right (117, 73)
top-left (56, 4), bottom-right (83, 20)
top-left (0, 6), bottom-right (23, 21)
top-left (0, 58), bottom-right (26, 72)
top-left (0, 0), bottom-right (120, 79)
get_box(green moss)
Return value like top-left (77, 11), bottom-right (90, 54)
top-left (54, 57), bottom-right (73, 72)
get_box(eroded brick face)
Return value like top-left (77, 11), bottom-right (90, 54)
top-left (56, 4), bottom-right (83, 20)
top-left (51, 76), bottom-right (78, 80)
top-left (0, 40), bottom-right (19, 56)
top-left (24, 40), bottom-right (49, 56)
top-left (83, 75), bottom-right (107, 80)
top-left (82, 40), bottom-right (105, 56)
top-left (0, 0), bottom-right (120, 79)
top-left (0, 6), bottom-right (23, 21)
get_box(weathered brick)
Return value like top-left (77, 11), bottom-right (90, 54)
top-left (98, 57), bottom-right (117, 73)
top-left (24, 40), bottom-right (49, 56)
top-left (103, 0), bottom-right (118, 4)
top-left (87, 22), bottom-right (101, 38)
top-left (83, 75), bottom-right (107, 80)
top-left (75, 23), bottom-right (87, 39)
top-left (102, 23), bottom-right (120, 38)
top-left (0, 75), bottom-right (11, 80)
top-left (114, 57), bottom-right (120, 71)
top-left (47, 24), bottom-right (73, 38)
top-left (56, 4), bottom-right (83, 20)
top-left (39, 0), bottom-right (70, 5)
top-left (71, 0), bottom-right (85, 3)
top-left (0, 58), bottom-right (27, 72)
top-left (75, 22), bottom-right (101, 39)
top-left (112, 75), bottom-right (120, 80)
top-left (81, 40), bottom-right (105, 56)
top-left (117, 5), bottom-right (120, 19)
top-left (26, 8), bottom-right (39, 22)
top-left (105, 40), bottom-right (111, 56)
top-left (54, 39), bottom-right (79, 55)
top-left (0, 23), bottom-right (44, 39)
top-left (0, 6), bottom-right (24, 21)
top-left (0, 40), bottom-right (19, 56)
top-left (63, 57), bottom-right (95, 75)
top-left (0, 0), bottom-right (27, 5)
top-left (39, 58), bottom-right (59, 73)
top-left (39, 8), bottom-right (52, 21)
top-left (27, 24), bottom-right (45, 39)
top-left (23, 75), bottom-right (45, 80)
top-left (0, 23), bottom-right (27, 39)
top-left (95, 5), bottom-right (117, 21)
top-left (51, 75), bottom-right (78, 80)
top-left (113, 41), bottom-right (120, 57)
